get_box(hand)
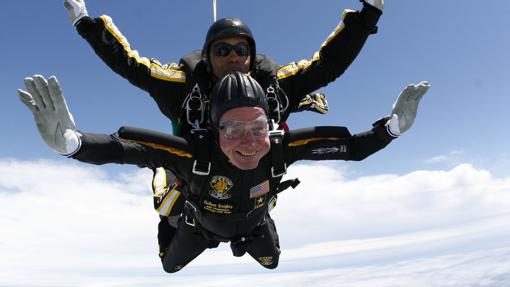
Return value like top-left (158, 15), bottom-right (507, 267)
top-left (64, 0), bottom-right (88, 25)
top-left (363, 0), bottom-right (384, 12)
top-left (390, 81), bottom-right (430, 134)
top-left (18, 75), bottom-right (80, 155)
top-left (296, 92), bottom-right (329, 114)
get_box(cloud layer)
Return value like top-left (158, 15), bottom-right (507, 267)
top-left (1, 159), bottom-right (510, 286)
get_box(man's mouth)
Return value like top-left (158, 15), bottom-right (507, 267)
top-left (227, 64), bottom-right (244, 72)
top-left (236, 150), bottom-right (257, 157)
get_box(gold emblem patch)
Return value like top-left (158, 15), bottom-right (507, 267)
top-left (258, 256), bottom-right (274, 266)
top-left (209, 176), bottom-right (233, 200)
top-left (254, 195), bottom-right (266, 209)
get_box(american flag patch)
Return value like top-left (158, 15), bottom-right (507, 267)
top-left (250, 180), bottom-right (270, 198)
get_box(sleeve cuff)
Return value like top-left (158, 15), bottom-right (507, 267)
top-left (372, 116), bottom-right (398, 142)
top-left (75, 16), bottom-right (95, 34)
top-left (360, 3), bottom-right (382, 33)
top-left (62, 129), bottom-right (82, 157)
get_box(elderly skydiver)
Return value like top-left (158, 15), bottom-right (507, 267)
top-left (19, 71), bottom-right (428, 272)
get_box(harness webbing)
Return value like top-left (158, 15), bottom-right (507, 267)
top-left (189, 128), bottom-right (211, 199)
top-left (268, 126), bottom-right (286, 178)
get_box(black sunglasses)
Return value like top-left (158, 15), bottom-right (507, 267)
top-left (211, 42), bottom-right (250, 57)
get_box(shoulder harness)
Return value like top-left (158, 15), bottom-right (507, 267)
top-left (179, 52), bottom-right (290, 132)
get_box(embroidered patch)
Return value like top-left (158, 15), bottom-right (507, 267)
top-left (311, 146), bottom-right (346, 155)
top-left (250, 180), bottom-right (270, 198)
top-left (254, 195), bottom-right (266, 209)
top-left (209, 176), bottom-right (233, 200)
top-left (258, 256), bottom-right (274, 266)
top-left (203, 200), bottom-right (233, 214)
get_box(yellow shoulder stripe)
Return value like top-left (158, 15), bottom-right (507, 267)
top-left (150, 64), bottom-right (186, 83)
top-left (319, 9), bottom-right (351, 50)
top-left (100, 15), bottom-right (186, 83)
top-left (288, 137), bottom-right (341, 147)
top-left (277, 52), bottom-right (320, 80)
top-left (132, 139), bottom-right (192, 158)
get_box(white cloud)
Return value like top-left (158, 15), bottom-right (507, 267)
top-left (2, 159), bottom-right (510, 286)
top-left (274, 162), bottom-right (510, 245)
top-left (0, 159), bottom-right (158, 271)
top-left (424, 150), bottom-right (464, 164)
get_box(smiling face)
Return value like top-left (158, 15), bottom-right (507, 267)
top-left (218, 106), bottom-right (270, 170)
top-left (209, 36), bottom-right (251, 81)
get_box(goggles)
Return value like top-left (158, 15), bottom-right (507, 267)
top-left (219, 115), bottom-right (269, 140)
top-left (211, 42), bottom-right (250, 57)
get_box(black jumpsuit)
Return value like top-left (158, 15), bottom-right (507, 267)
top-left (71, 119), bottom-right (395, 272)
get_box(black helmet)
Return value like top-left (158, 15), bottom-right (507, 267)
top-left (209, 72), bottom-right (268, 128)
top-left (202, 18), bottom-right (256, 69)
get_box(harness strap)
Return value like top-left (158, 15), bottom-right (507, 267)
top-left (189, 129), bottom-right (211, 198)
top-left (191, 128), bottom-right (211, 175)
top-left (179, 51), bottom-right (210, 133)
top-left (265, 83), bottom-right (290, 126)
top-left (266, 85), bottom-right (281, 125)
top-left (277, 178), bottom-right (300, 194)
top-left (184, 199), bottom-right (268, 224)
top-left (268, 126), bottom-right (287, 178)
top-left (185, 84), bottom-right (207, 129)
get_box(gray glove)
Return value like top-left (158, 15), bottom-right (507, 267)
top-left (389, 81), bottom-right (430, 134)
top-left (18, 75), bottom-right (80, 155)
top-left (64, 0), bottom-right (88, 25)
top-left (363, 0), bottom-right (384, 11)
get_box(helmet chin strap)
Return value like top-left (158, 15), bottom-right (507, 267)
top-left (213, 0), bottom-right (217, 22)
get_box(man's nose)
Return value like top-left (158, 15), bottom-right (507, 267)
top-left (240, 131), bottom-right (258, 144)
top-left (228, 53), bottom-right (241, 63)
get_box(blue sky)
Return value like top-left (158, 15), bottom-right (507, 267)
top-left (2, 1), bottom-right (510, 286)
top-left (3, 0), bottom-right (510, 176)
top-left (0, 0), bottom-right (510, 178)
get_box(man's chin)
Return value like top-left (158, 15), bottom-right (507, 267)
top-left (232, 158), bottom-right (260, 170)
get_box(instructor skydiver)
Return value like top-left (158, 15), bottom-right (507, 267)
top-left (18, 72), bottom-right (429, 272)
top-left (63, 0), bottom-right (384, 134)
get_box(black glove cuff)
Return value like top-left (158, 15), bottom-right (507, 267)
top-left (360, 2), bottom-right (382, 34)
top-left (372, 116), bottom-right (395, 143)
top-left (75, 16), bottom-right (95, 34)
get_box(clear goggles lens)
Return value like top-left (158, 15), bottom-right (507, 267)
top-left (219, 116), bottom-right (269, 140)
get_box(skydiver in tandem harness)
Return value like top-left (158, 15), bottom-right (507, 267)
top-left (19, 72), bottom-right (429, 272)
top-left (63, 0), bottom-right (385, 259)
top-left (63, 0), bottom-right (384, 132)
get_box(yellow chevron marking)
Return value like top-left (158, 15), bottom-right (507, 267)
top-left (288, 137), bottom-right (341, 147)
